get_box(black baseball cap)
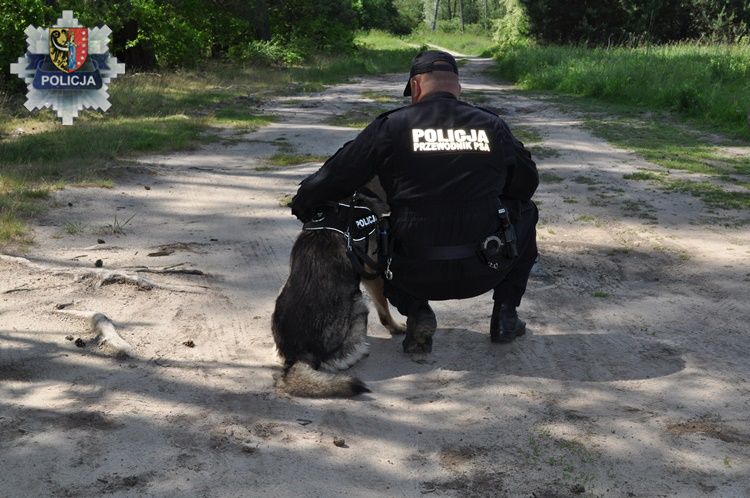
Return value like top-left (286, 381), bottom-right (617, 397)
top-left (403, 50), bottom-right (459, 96)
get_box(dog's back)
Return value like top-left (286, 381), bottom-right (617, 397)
top-left (272, 230), bottom-right (370, 397)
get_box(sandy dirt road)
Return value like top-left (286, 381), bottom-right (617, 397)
top-left (1, 58), bottom-right (749, 498)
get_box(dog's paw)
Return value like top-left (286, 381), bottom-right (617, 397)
top-left (386, 322), bottom-right (407, 335)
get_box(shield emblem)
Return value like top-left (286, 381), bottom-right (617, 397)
top-left (49, 27), bottom-right (88, 73)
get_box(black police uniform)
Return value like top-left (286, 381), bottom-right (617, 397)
top-left (291, 91), bottom-right (538, 316)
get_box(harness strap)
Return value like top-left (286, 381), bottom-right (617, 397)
top-left (347, 246), bottom-right (379, 279)
top-left (301, 197), bottom-right (383, 279)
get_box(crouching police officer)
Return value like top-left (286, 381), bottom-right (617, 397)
top-left (291, 50), bottom-right (539, 354)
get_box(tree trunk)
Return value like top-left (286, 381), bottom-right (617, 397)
top-left (459, 0), bottom-right (464, 32)
top-left (431, 0), bottom-right (440, 31)
top-left (484, 0), bottom-right (490, 31)
top-left (256, 0), bottom-right (271, 40)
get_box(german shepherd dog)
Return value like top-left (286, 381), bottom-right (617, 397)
top-left (272, 185), bottom-right (404, 397)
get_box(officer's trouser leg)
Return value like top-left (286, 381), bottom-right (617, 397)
top-left (491, 201), bottom-right (538, 342)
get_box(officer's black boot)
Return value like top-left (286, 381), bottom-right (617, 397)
top-left (402, 302), bottom-right (437, 354)
top-left (490, 301), bottom-right (526, 343)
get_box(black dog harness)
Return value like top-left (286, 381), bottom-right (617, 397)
top-left (302, 198), bottom-right (386, 280)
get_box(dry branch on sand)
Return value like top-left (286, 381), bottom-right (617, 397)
top-left (124, 264), bottom-right (206, 276)
top-left (0, 254), bottom-right (206, 293)
top-left (54, 310), bottom-right (135, 359)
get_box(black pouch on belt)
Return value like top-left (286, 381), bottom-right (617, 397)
top-left (478, 205), bottom-right (518, 270)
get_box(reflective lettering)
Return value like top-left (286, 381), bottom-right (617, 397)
top-left (410, 128), bottom-right (492, 153)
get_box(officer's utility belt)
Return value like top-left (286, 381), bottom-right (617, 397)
top-left (395, 205), bottom-right (518, 271)
top-left (301, 195), bottom-right (390, 280)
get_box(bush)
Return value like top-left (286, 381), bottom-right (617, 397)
top-left (1, 0), bottom-right (367, 81)
top-left (392, 0), bottom-right (424, 33)
top-left (125, 0), bottom-right (210, 67)
top-left (270, 0), bottom-right (357, 53)
top-left (229, 40), bottom-right (304, 66)
top-left (518, 0), bottom-right (750, 46)
top-left (355, 0), bottom-right (413, 35)
top-left (0, 0), bottom-right (49, 87)
top-left (492, 0), bottom-right (530, 49)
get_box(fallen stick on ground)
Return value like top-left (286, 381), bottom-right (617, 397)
top-left (78, 245), bottom-right (125, 251)
top-left (85, 270), bottom-right (159, 290)
top-left (126, 265), bottom-right (206, 276)
top-left (2, 286), bottom-right (33, 294)
top-left (0, 254), bottom-right (206, 293)
top-left (54, 310), bottom-right (135, 360)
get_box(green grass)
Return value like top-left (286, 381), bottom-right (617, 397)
top-left (212, 109), bottom-right (276, 129)
top-left (513, 126), bottom-right (543, 144)
top-left (404, 26), bottom-right (497, 56)
top-left (489, 44), bottom-right (750, 211)
top-left (511, 127), bottom-right (556, 160)
top-left (460, 91), bottom-right (492, 104)
top-left (361, 90), bottom-right (405, 104)
top-left (491, 43), bottom-right (750, 138)
top-left (623, 170), bottom-right (666, 181)
top-left (0, 31), bottom-right (421, 244)
top-left (582, 114), bottom-right (750, 209)
top-left (64, 221), bottom-right (85, 235)
top-left (584, 116), bottom-right (750, 176)
top-left (267, 153), bottom-right (328, 166)
top-left (576, 214), bottom-right (597, 223)
top-left (623, 167), bottom-right (750, 209)
top-left (539, 171), bottom-right (564, 183)
top-left (0, 214), bottom-right (26, 241)
top-left (529, 145), bottom-right (561, 159)
top-left (664, 180), bottom-right (750, 209)
top-left (326, 105), bottom-right (392, 128)
top-left (571, 175), bottom-right (598, 185)
top-left (1, 116), bottom-right (206, 167)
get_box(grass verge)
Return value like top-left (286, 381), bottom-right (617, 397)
top-left (622, 169), bottom-right (749, 210)
top-left (491, 43), bottom-right (750, 138)
top-left (267, 153), bottom-right (328, 167)
top-left (582, 114), bottom-right (750, 209)
top-left (488, 45), bottom-right (750, 211)
top-left (583, 115), bottom-right (750, 176)
top-left (404, 27), bottom-right (496, 56)
top-left (326, 104), bottom-right (393, 128)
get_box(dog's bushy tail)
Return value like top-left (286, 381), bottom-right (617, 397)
top-left (277, 362), bottom-right (370, 398)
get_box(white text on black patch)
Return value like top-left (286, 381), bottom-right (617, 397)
top-left (355, 215), bottom-right (377, 229)
top-left (412, 128), bottom-right (491, 152)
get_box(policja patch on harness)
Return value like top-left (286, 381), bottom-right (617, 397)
top-left (412, 128), bottom-right (491, 152)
